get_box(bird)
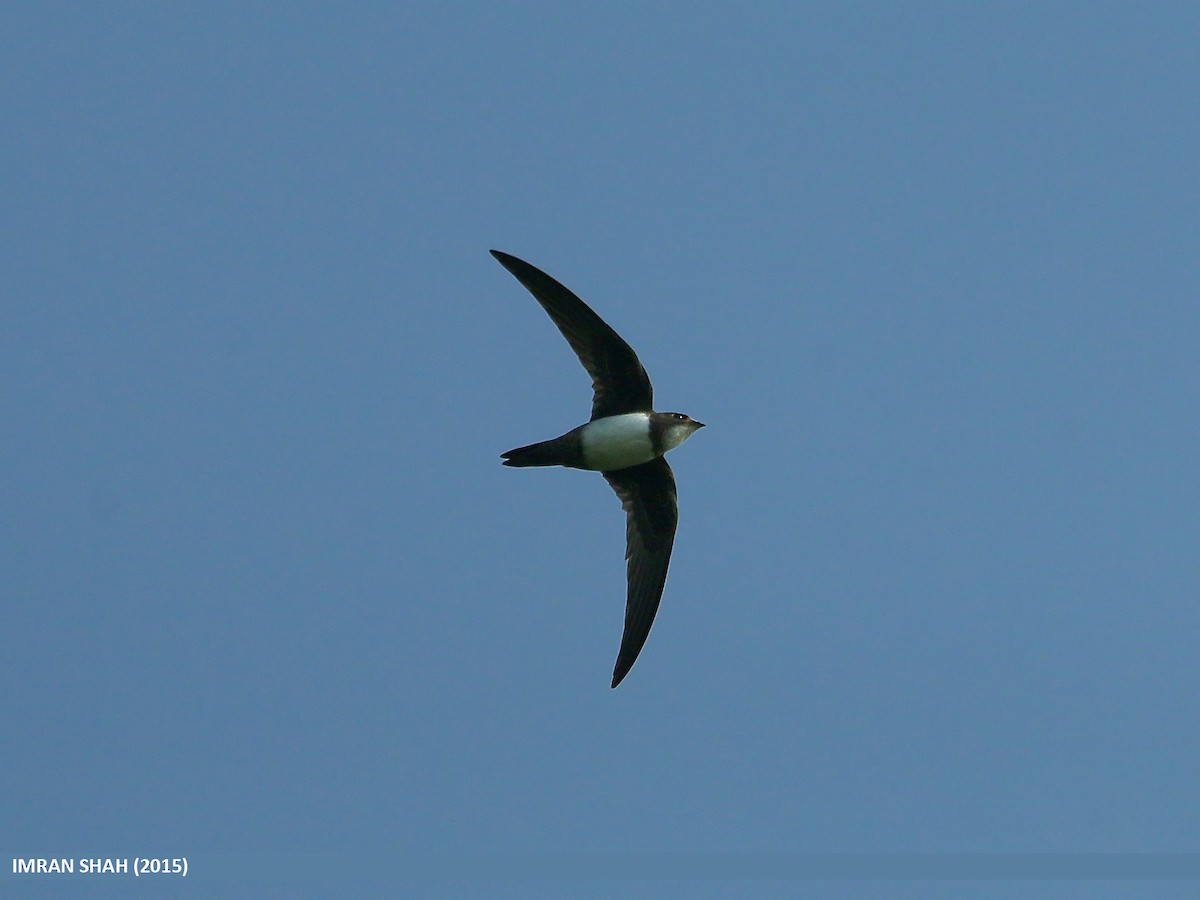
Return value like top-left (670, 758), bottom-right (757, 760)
top-left (491, 250), bottom-right (704, 688)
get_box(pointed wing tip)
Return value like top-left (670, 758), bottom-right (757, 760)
top-left (490, 249), bottom-right (526, 278)
top-left (610, 652), bottom-right (637, 688)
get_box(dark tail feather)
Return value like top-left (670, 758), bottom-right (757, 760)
top-left (501, 439), bottom-right (565, 467)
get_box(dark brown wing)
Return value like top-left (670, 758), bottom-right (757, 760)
top-left (602, 457), bottom-right (678, 687)
top-left (491, 250), bottom-right (654, 420)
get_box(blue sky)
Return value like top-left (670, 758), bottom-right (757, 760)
top-left (3, 2), bottom-right (1197, 895)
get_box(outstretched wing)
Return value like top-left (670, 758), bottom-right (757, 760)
top-left (491, 250), bottom-right (654, 420)
top-left (602, 457), bottom-right (678, 687)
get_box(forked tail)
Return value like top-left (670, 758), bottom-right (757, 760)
top-left (501, 439), bottom-right (564, 467)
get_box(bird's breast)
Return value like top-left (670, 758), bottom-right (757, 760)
top-left (579, 413), bottom-right (657, 471)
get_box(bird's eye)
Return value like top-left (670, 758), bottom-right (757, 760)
top-left (674, 413), bottom-right (685, 420)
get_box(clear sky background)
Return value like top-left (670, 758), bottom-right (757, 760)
top-left (3, 3), bottom-right (1197, 896)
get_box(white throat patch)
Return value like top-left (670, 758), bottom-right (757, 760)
top-left (661, 421), bottom-right (698, 452)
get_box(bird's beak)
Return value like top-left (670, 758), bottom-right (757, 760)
top-left (694, 421), bottom-right (706, 428)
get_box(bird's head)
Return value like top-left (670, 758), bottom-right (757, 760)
top-left (658, 412), bottom-right (705, 452)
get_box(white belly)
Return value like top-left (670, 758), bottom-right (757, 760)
top-left (579, 413), bottom-right (656, 471)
